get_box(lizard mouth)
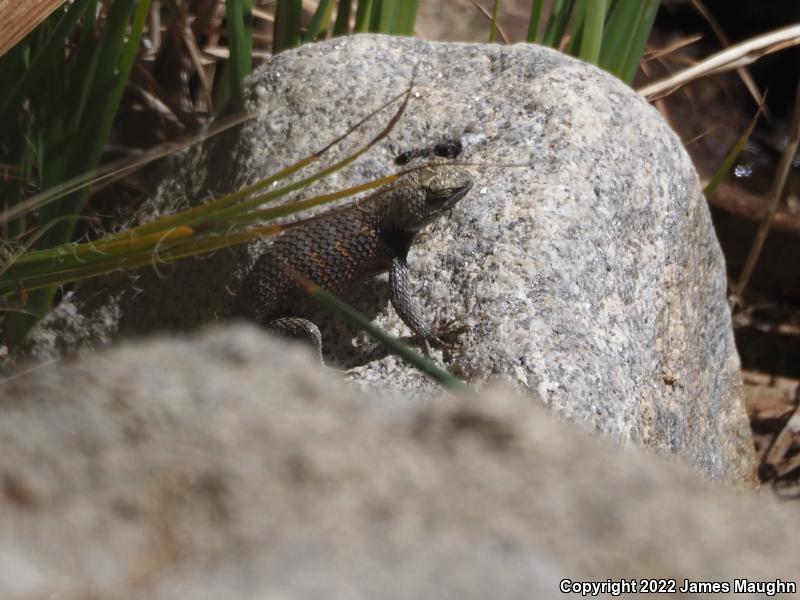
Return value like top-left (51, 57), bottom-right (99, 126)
top-left (426, 180), bottom-right (473, 209)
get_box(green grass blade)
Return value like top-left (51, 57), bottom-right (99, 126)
top-left (369, 0), bottom-right (382, 30)
top-left (0, 110), bottom-right (255, 227)
top-left (126, 84), bottom-right (411, 238)
top-left (195, 87), bottom-right (413, 224)
top-left (598, 0), bottom-right (635, 65)
top-left (65, 0), bottom-right (99, 127)
top-left (616, 0), bottom-right (659, 84)
top-left (4, 172), bottom-right (400, 287)
top-left (304, 0), bottom-right (335, 41)
top-left (297, 275), bottom-right (470, 391)
top-left (226, 0), bottom-right (254, 86)
top-left (2, 86), bottom-right (416, 302)
top-left (38, 0), bottom-right (148, 249)
top-left (600, 0), bottom-right (660, 84)
top-left (2, 84), bottom-right (415, 296)
top-left (65, 0), bottom-right (131, 140)
top-left (565, 0), bottom-right (586, 56)
top-left (333, 0), bottom-right (353, 36)
top-left (354, 0), bottom-right (373, 33)
top-left (541, 0), bottom-right (574, 48)
top-left (0, 0), bottom-right (93, 130)
top-left (578, 0), bottom-right (605, 64)
top-left (2, 171), bottom-right (402, 293)
top-left (0, 34), bottom-right (28, 105)
top-left (370, 0), bottom-right (399, 33)
top-left (8, 0), bottom-right (153, 340)
top-left (272, 0), bottom-right (302, 53)
top-left (3, 30), bottom-right (408, 342)
top-left (488, 0), bottom-right (501, 43)
top-left (234, 171), bottom-right (401, 224)
top-left (6, 2), bottom-right (133, 340)
top-left (526, 0), bottom-right (546, 43)
top-left (38, 0), bottom-right (134, 232)
top-left (394, 0), bottom-right (419, 36)
top-left (0, 42), bottom-right (33, 239)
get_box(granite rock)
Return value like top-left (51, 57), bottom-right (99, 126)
top-left (0, 325), bottom-right (794, 599)
top-left (17, 35), bottom-right (753, 482)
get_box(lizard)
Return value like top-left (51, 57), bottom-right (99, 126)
top-left (233, 159), bottom-right (474, 359)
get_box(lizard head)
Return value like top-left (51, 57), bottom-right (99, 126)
top-left (388, 162), bottom-right (474, 232)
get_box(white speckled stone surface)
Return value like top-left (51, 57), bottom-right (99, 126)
top-left (17, 35), bottom-right (753, 483)
top-left (0, 326), bottom-right (794, 598)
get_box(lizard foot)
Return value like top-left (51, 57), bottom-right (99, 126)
top-left (413, 319), bottom-right (470, 356)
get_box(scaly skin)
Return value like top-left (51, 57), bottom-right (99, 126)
top-left (234, 161), bottom-right (474, 355)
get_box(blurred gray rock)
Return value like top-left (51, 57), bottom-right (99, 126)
top-left (0, 325), bottom-right (795, 599)
top-left (17, 35), bottom-right (752, 482)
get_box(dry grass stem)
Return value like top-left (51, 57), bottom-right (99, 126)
top-left (638, 23), bottom-right (800, 99)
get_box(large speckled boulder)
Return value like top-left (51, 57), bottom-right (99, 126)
top-left (17, 35), bottom-right (753, 482)
top-left (0, 326), bottom-right (794, 599)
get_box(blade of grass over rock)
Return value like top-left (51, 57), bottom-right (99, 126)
top-left (124, 82), bottom-right (413, 238)
top-left (354, 0), bottom-right (373, 33)
top-left (333, 0), bottom-right (353, 36)
top-left (304, 0), bottom-right (335, 41)
top-left (236, 173), bottom-right (402, 224)
top-left (704, 102), bottom-right (766, 198)
top-left (1, 83), bottom-right (416, 298)
top-left (526, 0), bottom-right (546, 43)
top-left (290, 269), bottom-right (470, 392)
top-left (3, 184), bottom-right (358, 294)
top-left (5, 168), bottom-right (390, 287)
top-left (6, 172), bottom-right (403, 283)
top-left (204, 112), bottom-right (412, 222)
top-left (2, 157), bottom-right (440, 300)
top-left (1, 224), bottom-right (239, 295)
top-left (273, 0), bottom-right (302, 53)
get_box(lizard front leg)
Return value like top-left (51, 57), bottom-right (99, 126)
top-left (388, 256), bottom-right (463, 351)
